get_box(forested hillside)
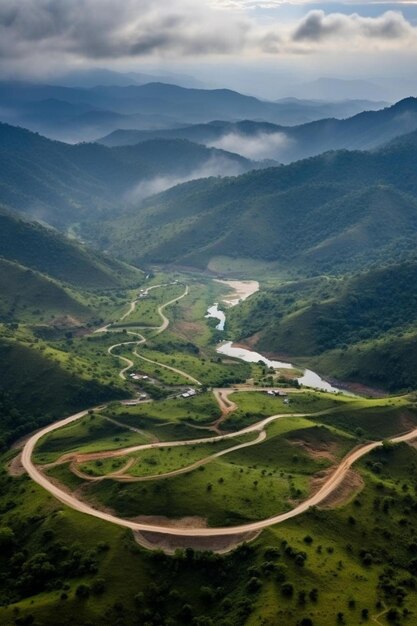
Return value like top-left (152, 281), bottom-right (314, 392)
top-left (86, 138), bottom-right (417, 274)
top-left (99, 97), bottom-right (417, 163)
top-left (228, 260), bottom-right (417, 391)
top-left (0, 123), bottom-right (255, 227)
top-left (0, 209), bottom-right (142, 446)
top-left (0, 208), bottom-right (141, 288)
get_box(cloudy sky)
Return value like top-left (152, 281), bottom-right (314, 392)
top-left (1, 0), bottom-right (417, 97)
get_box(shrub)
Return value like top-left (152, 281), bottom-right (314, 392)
top-left (75, 584), bottom-right (90, 599)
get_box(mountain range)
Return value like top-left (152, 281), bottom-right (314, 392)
top-left (98, 97), bottom-right (417, 163)
top-left (0, 80), bottom-right (387, 142)
top-left (0, 122), bottom-right (255, 227)
top-left (0, 207), bottom-right (140, 289)
top-left (85, 126), bottom-right (417, 274)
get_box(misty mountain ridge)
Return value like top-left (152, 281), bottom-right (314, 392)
top-left (0, 78), bottom-right (387, 142)
top-left (98, 97), bottom-right (417, 163)
top-left (0, 122), bottom-right (259, 227)
top-left (50, 67), bottom-right (204, 89)
top-left (282, 77), bottom-right (391, 102)
top-left (85, 133), bottom-right (417, 274)
top-left (0, 206), bottom-right (140, 289)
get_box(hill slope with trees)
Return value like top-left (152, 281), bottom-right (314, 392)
top-left (228, 260), bottom-right (417, 392)
top-left (0, 123), bottom-right (256, 227)
top-left (87, 138), bottom-right (417, 275)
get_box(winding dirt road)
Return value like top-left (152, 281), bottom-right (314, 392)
top-left (71, 430), bottom-right (267, 483)
top-left (106, 283), bottom-right (192, 381)
top-left (21, 406), bottom-right (417, 537)
top-left (20, 281), bottom-right (417, 539)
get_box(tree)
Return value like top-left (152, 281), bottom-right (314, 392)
top-left (91, 578), bottom-right (106, 594)
top-left (179, 604), bottom-right (193, 622)
top-left (246, 577), bottom-right (262, 593)
top-left (0, 526), bottom-right (15, 549)
top-left (281, 582), bottom-right (294, 597)
top-left (387, 608), bottom-right (400, 623)
top-left (75, 584), bottom-right (90, 599)
top-left (309, 588), bottom-right (318, 602)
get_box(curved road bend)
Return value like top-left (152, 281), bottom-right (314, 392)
top-left (20, 282), bottom-right (417, 537)
top-left (70, 430), bottom-right (267, 483)
top-left (21, 410), bottom-right (417, 537)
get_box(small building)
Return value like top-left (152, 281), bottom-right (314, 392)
top-left (181, 388), bottom-right (197, 399)
top-left (266, 389), bottom-right (287, 397)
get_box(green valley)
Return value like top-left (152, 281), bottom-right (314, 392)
top-left (2, 63), bottom-right (417, 626)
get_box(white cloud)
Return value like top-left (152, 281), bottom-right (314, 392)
top-left (0, 0), bottom-right (417, 75)
top-left (207, 131), bottom-right (292, 160)
top-left (126, 154), bottom-right (247, 203)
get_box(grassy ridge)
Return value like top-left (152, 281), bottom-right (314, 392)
top-left (0, 258), bottom-right (90, 324)
top-left (0, 338), bottom-right (125, 446)
top-left (4, 439), bottom-right (417, 625)
top-left (0, 207), bottom-right (142, 289)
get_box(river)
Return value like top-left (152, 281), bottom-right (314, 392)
top-left (205, 281), bottom-right (348, 393)
top-left (216, 342), bottom-right (343, 393)
top-left (205, 303), bottom-right (226, 331)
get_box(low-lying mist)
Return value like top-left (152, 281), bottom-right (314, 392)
top-left (207, 131), bottom-right (293, 162)
top-left (125, 154), bottom-right (248, 204)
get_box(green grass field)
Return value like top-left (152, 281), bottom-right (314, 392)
top-left (106, 392), bottom-right (219, 427)
top-left (311, 398), bottom-right (417, 439)
top-left (5, 271), bottom-right (417, 626)
top-left (78, 415), bottom-right (357, 525)
top-left (33, 413), bottom-right (151, 463)
top-left (113, 282), bottom-right (186, 327)
top-left (4, 437), bottom-right (417, 626)
top-left (130, 346), bottom-right (252, 386)
top-left (78, 433), bottom-right (257, 478)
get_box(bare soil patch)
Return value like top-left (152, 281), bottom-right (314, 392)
top-left (327, 378), bottom-right (387, 398)
top-left (233, 334), bottom-right (262, 350)
top-left (131, 515), bottom-right (207, 528)
top-left (318, 469), bottom-right (364, 509)
top-left (7, 452), bottom-right (26, 477)
top-left (133, 528), bottom-right (260, 554)
top-left (289, 438), bottom-right (338, 462)
top-left (174, 320), bottom-right (205, 340)
top-left (214, 279), bottom-right (259, 306)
